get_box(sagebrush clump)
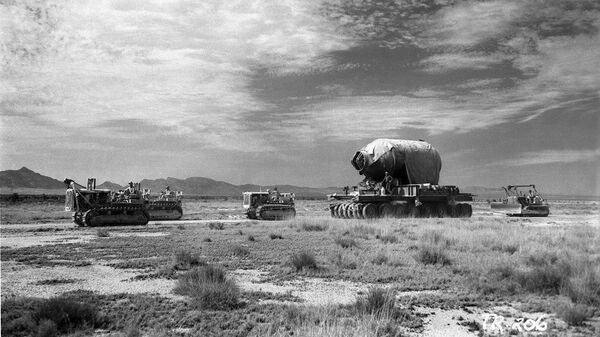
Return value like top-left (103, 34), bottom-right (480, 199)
top-left (354, 287), bottom-right (395, 316)
top-left (557, 303), bottom-right (593, 326)
top-left (231, 245), bottom-right (250, 257)
top-left (290, 251), bottom-right (317, 271)
top-left (173, 250), bottom-right (204, 271)
top-left (208, 222), bottom-right (224, 230)
top-left (413, 231), bottom-right (452, 266)
top-left (334, 237), bottom-right (358, 249)
top-left (174, 264), bottom-right (239, 310)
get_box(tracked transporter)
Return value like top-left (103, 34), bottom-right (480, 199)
top-left (490, 185), bottom-right (549, 217)
top-left (329, 139), bottom-right (473, 219)
top-left (65, 178), bottom-right (149, 226)
top-left (143, 187), bottom-right (183, 220)
top-left (243, 188), bottom-right (296, 220)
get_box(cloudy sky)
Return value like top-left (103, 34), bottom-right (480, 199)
top-left (1, 0), bottom-right (599, 196)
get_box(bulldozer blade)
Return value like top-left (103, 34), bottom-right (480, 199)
top-left (490, 202), bottom-right (523, 216)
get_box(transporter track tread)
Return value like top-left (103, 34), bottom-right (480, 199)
top-left (329, 201), bottom-right (472, 219)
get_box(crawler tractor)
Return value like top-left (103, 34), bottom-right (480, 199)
top-left (65, 178), bottom-right (149, 226)
top-left (329, 139), bottom-right (473, 219)
top-left (143, 188), bottom-right (184, 220)
top-left (490, 185), bottom-right (549, 217)
top-left (242, 190), bottom-right (296, 220)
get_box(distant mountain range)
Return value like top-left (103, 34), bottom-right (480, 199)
top-left (3, 167), bottom-right (570, 199)
top-left (0, 167), bottom-right (340, 198)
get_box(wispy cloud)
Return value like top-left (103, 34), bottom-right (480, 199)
top-left (342, 0), bottom-right (600, 136)
top-left (419, 52), bottom-right (508, 72)
top-left (422, 0), bottom-right (521, 48)
top-left (420, 1), bottom-right (600, 89)
top-left (487, 149), bottom-right (600, 167)
top-left (288, 82), bottom-right (597, 142)
top-left (1, 0), bottom-right (354, 154)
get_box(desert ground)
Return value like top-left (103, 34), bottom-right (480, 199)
top-left (1, 198), bottom-right (599, 336)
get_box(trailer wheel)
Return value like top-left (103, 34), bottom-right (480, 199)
top-left (420, 204), bottom-right (433, 218)
top-left (457, 204), bottom-right (468, 217)
top-left (448, 205), bottom-right (459, 218)
top-left (340, 204), bottom-right (349, 218)
top-left (464, 204), bottom-right (472, 218)
top-left (347, 204), bottom-right (355, 218)
top-left (394, 204), bottom-right (407, 218)
top-left (329, 204), bottom-right (337, 217)
top-left (407, 205), bottom-right (418, 218)
top-left (334, 204), bottom-right (343, 218)
top-left (333, 204), bottom-right (341, 217)
top-left (362, 204), bottom-right (378, 219)
top-left (355, 204), bottom-right (364, 219)
top-left (379, 203), bottom-right (395, 218)
top-left (286, 208), bottom-right (296, 219)
top-left (339, 204), bottom-right (347, 218)
top-left (435, 204), bottom-right (447, 218)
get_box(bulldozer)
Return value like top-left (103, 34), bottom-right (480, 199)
top-left (490, 185), bottom-right (550, 217)
top-left (65, 178), bottom-right (149, 226)
top-left (143, 187), bottom-right (183, 220)
top-left (242, 188), bottom-right (296, 220)
top-left (329, 139), bottom-right (473, 219)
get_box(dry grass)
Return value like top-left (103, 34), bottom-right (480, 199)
top-left (35, 297), bottom-right (101, 332)
top-left (330, 250), bottom-right (359, 270)
top-left (414, 231), bottom-right (453, 266)
top-left (334, 236), bottom-right (358, 249)
top-left (208, 222), bottom-right (225, 230)
top-left (173, 264), bottom-right (239, 310)
top-left (261, 288), bottom-right (420, 337)
top-left (2, 199), bottom-right (599, 336)
top-left (1, 296), bottom-right (103, 337)
top-left (231, 244), bottom-right (250, 257)
top-left (0, 199), bottom-right (70, 224)
top-left (354, 287), bottom-right (395, 316)
top-left (290, 251), bottom-right (318, 271)
top-left (371, 251), bottom-right (390, 266)
top-left (301, 223), bottom-right (329, 232)
top-left (289, 216), bottom-right (334, 232)
top-left (557, 303), bottom-right (594, 326)
top-left (173, 249), bottom-right (204, 270)
top-left (376, 234), bottom-right (398, 244)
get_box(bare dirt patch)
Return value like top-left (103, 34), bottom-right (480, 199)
top-left (0, 231), bottom-right (170, 249)
top-left (1, 232), bottom-right (95, 249)
top-left (232, 269), bottom-right (376, 305)
top-left (1, 260), bottom-right (180, 300)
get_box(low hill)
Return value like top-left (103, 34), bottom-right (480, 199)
top-left (97, 181), bottom-right (125, 190)
top-left (139, 177), bottom-right (339, 198)
top-left (0, 167), bottom-right (64, 189)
